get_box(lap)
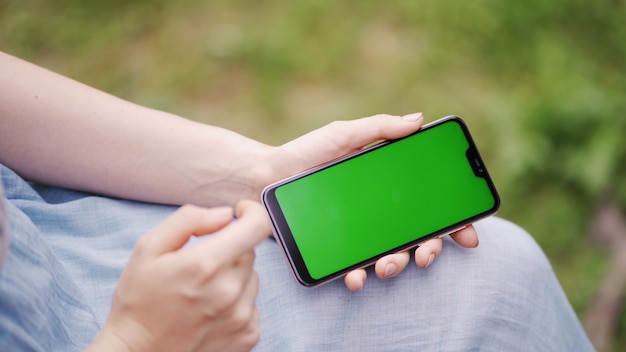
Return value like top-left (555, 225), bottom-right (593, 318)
top-left (0, 165), bottom-right (593, 351)
top-left (1, 165), bottom-right (176, 350)
top-left (253, 217), bottom-right (593, 351)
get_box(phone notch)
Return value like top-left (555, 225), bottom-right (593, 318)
top-left (466, 147), bottom-right (487, 178)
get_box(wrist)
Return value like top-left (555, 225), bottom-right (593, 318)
top-left (86, 325), bottom-right (134, 352)
top-left (239, 144), bottom-right (277, 201)
top-left (86, 319), bottom-right (153, 352)
top-left (190, 137), bottom-right (276, 206)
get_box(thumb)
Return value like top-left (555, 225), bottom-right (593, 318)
top-left (136, 205), bottom-right (234, 257)
top-left (187, 200), bottom-right (271, 262)
top-left (281, 113), bottom-right (424, 168)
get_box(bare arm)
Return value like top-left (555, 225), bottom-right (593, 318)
top-left (0, 51), bottom-right (270, 206)
top-left (0, 51), bottom-right (479, 291)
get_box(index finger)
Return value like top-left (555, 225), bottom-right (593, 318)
top-left (188, 200), bottom-right (271, 261)
top-left (449, 224), bottom-right (479, 248)
top-left (136, 205), bottom-right (234, 257)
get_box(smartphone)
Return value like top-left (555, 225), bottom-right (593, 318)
top-left (262, 116), bottom-right (500, 287)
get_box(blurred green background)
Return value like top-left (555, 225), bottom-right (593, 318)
top-left (2, 0), bottom-right (625, 350)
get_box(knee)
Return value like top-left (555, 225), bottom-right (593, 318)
top-left (467, 216), bottom-right (555, 282)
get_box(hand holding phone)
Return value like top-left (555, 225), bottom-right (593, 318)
top-left (263, 116), bottom-right (500, 287)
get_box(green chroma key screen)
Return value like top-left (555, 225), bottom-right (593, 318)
top-left (272, 118), bottom-right (498, 281)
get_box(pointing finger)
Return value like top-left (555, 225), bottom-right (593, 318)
top-left (138, 205), bottom-right (234, 257)
top-left (189, 200), bottom-right (271, 262)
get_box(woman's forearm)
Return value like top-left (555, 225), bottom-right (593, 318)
top-left (0, 52), bottom-right (271, 206)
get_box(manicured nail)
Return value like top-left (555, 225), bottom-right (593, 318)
top-left (384, 263), bottom-right (398, 278)
top-left (401, 112), bottom-right (423, 123)
top-left (425, 253), bottom-right (435, 268)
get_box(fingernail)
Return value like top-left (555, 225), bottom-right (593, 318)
top-left (384, 263), bottom-right (398, 278)
top-left (425, 253), bottom-right (435, 268)
top-left (401, 112), bottom-right (423, 123)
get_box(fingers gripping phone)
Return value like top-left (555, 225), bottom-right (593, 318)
top-left (262, 116), bottom-right (500, 287)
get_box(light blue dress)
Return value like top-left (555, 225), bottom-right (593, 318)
top-left (0, 164), bottom-right (594, 351)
